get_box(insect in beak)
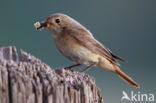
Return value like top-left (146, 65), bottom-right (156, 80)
top-left (34, 21), bottom-right (51, 30)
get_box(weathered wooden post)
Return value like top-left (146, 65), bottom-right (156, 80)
top-left (0, 46), bottom-right (104, 103)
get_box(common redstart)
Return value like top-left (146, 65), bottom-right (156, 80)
top-left (34, 13), bottom-right (139, 88)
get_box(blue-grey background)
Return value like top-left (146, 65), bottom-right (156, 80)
top-left (0, 0), bottom-right (156, 102)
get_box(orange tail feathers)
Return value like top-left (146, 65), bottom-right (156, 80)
top-left (112, 64), bottom-right (140, 88)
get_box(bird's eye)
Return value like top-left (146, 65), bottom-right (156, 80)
top-left (55, 19), bottom-right (60, 23)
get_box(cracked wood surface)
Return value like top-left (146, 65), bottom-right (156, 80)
top-left (0, 46), bottom-right (104, 103)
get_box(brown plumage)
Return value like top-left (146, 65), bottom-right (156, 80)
top-left (36, 13), bottom-right (139, 88)
top-left (64, 26), bottom-right (124, 65)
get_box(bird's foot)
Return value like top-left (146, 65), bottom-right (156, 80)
top-left (64, 64), bottom-right (81, 70)
top-left (64, 67), bottom-right (72, 70)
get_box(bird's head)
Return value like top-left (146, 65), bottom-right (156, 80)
top-left (34, 13), bottom-right (83, 37)
top-left (45, 13), bottom-right (68, 34)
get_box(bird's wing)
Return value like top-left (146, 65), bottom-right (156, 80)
top-left (65, 27), bottom-right (124, 65)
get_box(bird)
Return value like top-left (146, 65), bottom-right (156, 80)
top-left (34, 13), bottom-right (139, 88)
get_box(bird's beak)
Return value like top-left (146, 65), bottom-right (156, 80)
top-left (40, 21), bottom-right (50, 28)
top-left (34, 21), bottom-right (51, 30)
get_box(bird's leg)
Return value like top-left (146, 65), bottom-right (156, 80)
top-left (81, 63), bottom-right (96, 73)
top-left (65, 63), bottom-right (81, 70)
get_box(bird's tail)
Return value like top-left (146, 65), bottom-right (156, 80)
top-left (112, 64), bottom-right (140, 88)
top-left (98, 57), bottom-right (139, 88)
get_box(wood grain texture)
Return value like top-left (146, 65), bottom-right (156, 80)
top-left (0, 46), bottom-right (104, 103)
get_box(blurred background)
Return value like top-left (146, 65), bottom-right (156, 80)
top-left (0, 0), bottom-right (156, 102)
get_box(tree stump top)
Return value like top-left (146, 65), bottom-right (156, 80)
top-left (0, 46), bottom-right (104, 103)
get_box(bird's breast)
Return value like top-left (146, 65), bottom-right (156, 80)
top-left (54, 34), bottom-right (99, 65)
